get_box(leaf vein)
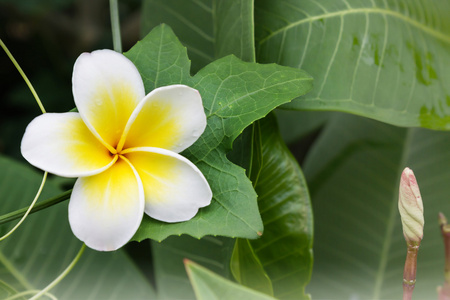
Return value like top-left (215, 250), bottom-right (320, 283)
top-left (258, 7), bottom-right (450, 46)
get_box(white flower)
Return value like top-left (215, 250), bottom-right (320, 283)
top-left (21, 49), bottom-right (212, 251)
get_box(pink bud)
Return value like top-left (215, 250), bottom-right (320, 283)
top-left (398, 167), bottom-right (424, 244)
top-left (438, 283), bottom-right (450, 300)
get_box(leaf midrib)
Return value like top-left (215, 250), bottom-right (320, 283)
top-left (258, 7), bottom-right (450, 45)
top-left (208, 75), bottom-right (312, 116)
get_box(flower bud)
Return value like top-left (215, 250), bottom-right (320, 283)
top-left (398, 167), bottom-right (424, 244)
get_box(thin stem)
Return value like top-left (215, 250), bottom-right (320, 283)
top-left (440, 213), bottom-right (450, 282)
top-left (109, 0), bottom-right (122, 52)
top-left (0, 39), bottom-right (46, 114)
top-left (403, 242), bottom-right (420, 300)
top-left (438, 212), bottom-right (450, 300)
top-left (0, 190), bottom-right (72, 226)
top-left (29, 243), bottom-right (86, 300)
top-left (0, 172), bottom-right (48, 241)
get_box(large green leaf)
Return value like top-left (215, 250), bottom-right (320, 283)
top-left (141, 0), bottom-right (256, 69)
top-left (0, 156), bottom-right (155, 299)
top-left (230, 115), bottom-right (314, 299)
top-left (248, 114), bottom-right (313, 300)
top-left (141, 0), bottom-right (214, 73)
top-left (230, 238), bottom-right (274, 296)
top-left (255, 0), bottom-right (450, 130)
top-left (303, 113), bottom-right (450, 298)
top-left (126, 25), bottom-right (313, 242)
top-left (185, 260), bottom-right (277, 300)
top-left (214, 0), bottom-right (255, 62)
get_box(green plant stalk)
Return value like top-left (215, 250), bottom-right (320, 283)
top-left (109, 0), bottom-right (122, 52)
top-left (0, 172), bottom-right (48, 241)
top-left (29, 243), bottom-right (86, 300)
top-left (0, 38), bottom-right (46, 114)
top-left (0, 190), bottom-right (71, 226)
top-left (440, 213), bottom-right (450, 282)
top-left (403, 241), bottom-right (420, 300)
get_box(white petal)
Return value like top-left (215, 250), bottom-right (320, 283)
top-left (121, 85), bottom-right (206, 153)
top-left (72, 49), bottom-right (145, 148)
top-left (123, 147), bottom-right (212, 222)
top-left (68, 157), bottom-right (144, 251)
top-left (21, 112), bottom-right (115, 177)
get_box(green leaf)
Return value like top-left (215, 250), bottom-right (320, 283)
top-left (141, 0), bottom-right (256, 70)
top-left (192, 55), bottom-right (312, 144)
top-left (250, 114), bottom-right (313, 300)
top-left (126, 23), bottom-right (193, 91)
top-left (185, 260), bottom-right (277, 300)
top-left (303, 113), bottom-right (450, 299)
top-left (230, 115), bottom-right (314, 300)
top-left (214, 0), bottom-right (255, 62)
top-left (255, 0), bottom-right (450, 130)
top-left (227, 121), bottom-right (263, 186)
top-left (0, 156), bottom-right (155, 299)
top-left (126, 24), bottom-right (313, 242)
top-left (230, 238), bottom-right (274, 296)
top-left (141, 0), bottom-right (214, 73)
top-left (151, 236), bottom-right (235, 300)
top-left (141, 0), bottom-right (257, 65)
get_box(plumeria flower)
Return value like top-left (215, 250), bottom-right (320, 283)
top-left (21, 49), bottom-right (212, 251)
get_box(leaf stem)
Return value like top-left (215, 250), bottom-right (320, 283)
top-left (0, 38), bottom-right (46, 114)
top-left (109, 0), bottom-right (122, 53)
top-left (438, 212), bottom-right (450, 300)
top-left (0, 190), bottom-right (72, 226)
top-left (440, 213), bottom-right (450, 282)
top-left (29, 243), bottom-right (86, 300)
top-left (0, 172), bottom-right (48, 241)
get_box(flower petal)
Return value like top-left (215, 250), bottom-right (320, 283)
top-left (121, 85), bottom-right (206, 153)
top-left (73, 49), bottom-right (145, 148)
top-left (68, 157), bottom-right (144, 251)
top-left (21, 112), bottom-right (115, 177)
top-left (123, 147), bottom-right (212, 222)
